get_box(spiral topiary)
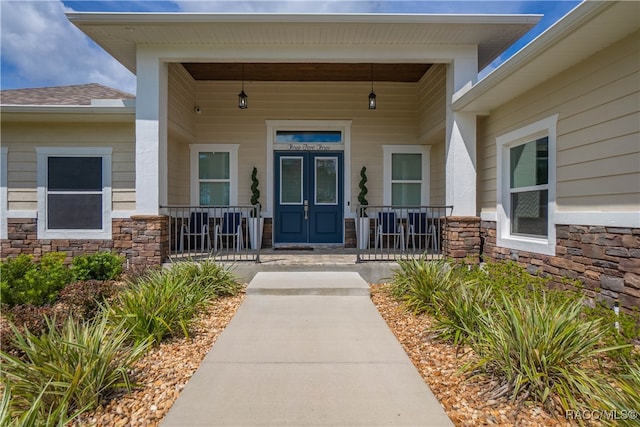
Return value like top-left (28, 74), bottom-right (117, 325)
top-left (357, 166), bottom-right (368, 217)
top-left (251, 166), bottom-right (261, 217)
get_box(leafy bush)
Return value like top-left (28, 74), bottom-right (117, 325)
top-left (171, 259), bottom-right (242, 299)
top-left (71, 252), bottom-right (124, 281)
top-left (0, 314), bottom-right (149, 422)
top-left (389, 258), bottom-right (459, 315)
top-left (596, 362), bottom-right (640, 426)
top-left (466, 292), bottom-right (623, 413)
top-left (431, 279), bottom-right (494, 346)
top-left (0, 253), bottom-right (72, 307)
top-left (57, 280), bottom-right (120, 319)
top-left (0, 381), bottom-right (86, 427)
top-left (108, 262), bottom-right (239, 345)
top-left (583, 302), bottom-right (640, 366)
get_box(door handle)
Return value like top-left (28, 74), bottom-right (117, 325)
top-left (304, 200), bottom-right (309, 220)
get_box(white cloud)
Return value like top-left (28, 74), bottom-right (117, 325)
top-left (0, 0), bottom-right (135, 92)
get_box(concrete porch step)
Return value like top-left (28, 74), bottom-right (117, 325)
top-left (246, 271), bottom-right (370, 296)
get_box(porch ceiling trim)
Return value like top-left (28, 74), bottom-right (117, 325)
top-left (66, 12), bottom-right (540, 74)
top-left (452, 1), bottom-right (640, 114)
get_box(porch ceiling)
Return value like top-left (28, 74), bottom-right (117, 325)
top-left (182, 63), bottom-right (432, 82)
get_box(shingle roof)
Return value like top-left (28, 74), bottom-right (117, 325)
top-left (0, 83), bottom-right (134, 106)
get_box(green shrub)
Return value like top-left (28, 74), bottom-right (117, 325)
top-left (389, 259), bottom-right (459, 315)
top-left (466, 292), bottom-right (626, 413)
top-left (171, 259), bottom-right (242, 299)
top-left (0, 381), bottom-right (87, 427)
top-left (431, 279), bottom-right (494, 346)
top-left (0, 314), bottom-right (149, 422)
top-left (71, 252), bottom-right (124, 281)
top-left (0, 253), bottom-right (72, 307)
top-left (583, 302), bottom-right (640, 366)
top-left (597, 362), bottom-right (640, 426)
top-left (109, 261), bottom-right (241, 345)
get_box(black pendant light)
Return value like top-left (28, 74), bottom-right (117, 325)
top-left (238, 64), bottom-right (248, 109)
top-left (368, 64), bottom-right (376, 110)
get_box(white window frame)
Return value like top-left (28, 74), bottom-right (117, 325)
top-left (314, 156), bottom-right (339, 206)
top-left (0, 147), bottom-right (8, 239)
top-left (190, 144), bottom-right (239, 206)
top-left (496, 114), bottom-right (557, 255)
top-left (36, 147), bottom-right (112, 239)
top-left (382, 145), bottom-right (431, 206)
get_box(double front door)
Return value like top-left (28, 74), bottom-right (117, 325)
top-left (274, 151), bottom-right (344, 244)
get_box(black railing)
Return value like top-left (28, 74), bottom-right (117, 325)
top-left (161, 205), bottom-right (262, 262)
top-left (355, 205), bottom-right (453, 262)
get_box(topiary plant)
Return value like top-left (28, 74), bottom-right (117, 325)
top-left (250, 166), bottom-right (261, 217)
top-left (357, 166), bottom-right (368, 216)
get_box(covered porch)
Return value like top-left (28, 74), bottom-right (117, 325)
top-left (67, 12), bottom-right (539, 265)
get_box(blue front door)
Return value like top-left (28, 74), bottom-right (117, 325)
top-left (274, 151), bottom-right (343, 244)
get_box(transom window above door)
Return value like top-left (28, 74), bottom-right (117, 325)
top-left (190, 144), bottom-right (238, 206)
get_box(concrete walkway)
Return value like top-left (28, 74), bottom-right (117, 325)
top-left (161, 272), bottom-right (452, 427)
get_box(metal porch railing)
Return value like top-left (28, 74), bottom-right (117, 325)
top-left (161, 205), bottom-right (261, 262)
top-left (355, 205), bottom-right (453, 262)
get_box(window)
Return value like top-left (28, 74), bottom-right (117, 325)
top-left (497, 115), bottom-right (557, 255)
top-left (36, 147), bottom-right (112, 239)
top-left (0, 147), bottom-right (7, 239)
top-left (190, 144), bottom-right (238, 206)
top-left (383, 145), bottom-right (430, 206)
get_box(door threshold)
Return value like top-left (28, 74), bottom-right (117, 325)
top-left (273, 245), bottom-right (314, 251)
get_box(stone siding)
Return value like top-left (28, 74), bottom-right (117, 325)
top-left (1, 216), bottom-right (169, 268)
top-left (444, 216), bottom-right (481, 264)
top-left (481, 221), bottom-right (640, 310)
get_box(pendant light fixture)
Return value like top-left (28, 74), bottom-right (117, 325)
top-left (238, 64), bottom-right (248, 109)
top-left (368, 64), bottom-right (376, 110)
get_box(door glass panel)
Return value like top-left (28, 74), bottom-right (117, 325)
top-left (281, 157), bottom-right (303, 204)
top-left (392, 183), bottom-right (421, 206)
top-left (392, 153), bottom-right (421, 180)
top-left (315, 157), bottom-right (337, 204)
top-left (199, 152), bottom-right (229, 180)
top-left (200, 182), bottom-right (229, 205)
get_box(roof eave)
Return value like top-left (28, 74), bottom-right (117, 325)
top-left (452, 1), bottom-right (639, 113)
top-left (0, 105), bottom-right (135, 122)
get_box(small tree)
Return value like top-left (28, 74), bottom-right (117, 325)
top-left (250, 166), bottom-right (261, 217)
top-left (357, 166), bottom-right (369, 217)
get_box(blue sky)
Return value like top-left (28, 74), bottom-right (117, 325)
top-left (1, 1), bottom-right (581, 94)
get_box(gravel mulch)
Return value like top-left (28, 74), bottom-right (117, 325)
top-left (370, 283), bottom-right (578, 427)
top-left (72, 292), bottom-right (245, 427)
top-left (6, 282), bottom-right (600, 426)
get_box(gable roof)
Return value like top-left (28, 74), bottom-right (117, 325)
top-left (452, 1), bottom-right (640, 113)
top-left (0, 83), bottom-right (134, 106)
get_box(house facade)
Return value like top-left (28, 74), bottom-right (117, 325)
top-left (1, 1), bottom-right (638, 308)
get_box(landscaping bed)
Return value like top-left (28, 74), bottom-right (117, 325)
top-left (371, 284), bottom-right (564, 426)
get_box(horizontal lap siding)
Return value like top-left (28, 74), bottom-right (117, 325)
top-left (168, 63), bottom-right (195, 205)
top-left (417, 64), bottom-right (446, 205)
top-left (2, 122), bottom-right (135, 212)
top-left (191, 79), bottom-right (419, 208)
top-left (478, 30), bottom-right (640, 216)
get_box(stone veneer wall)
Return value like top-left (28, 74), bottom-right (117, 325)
top-left (1, 216), bottom-right (169, 268)
top-left (443, 216), bottom-right (481, 264)
top-left (481, 221), bottom-right (640, 310)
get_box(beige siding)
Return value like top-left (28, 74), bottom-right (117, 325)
top-left (167, 63), bottom-right (195, 204)
top-left (1, 121), bottom-right (135, 212)
top-left (191, 79), bottom-right (420, 208)
top-left (478, 30), bottom-right (640, 214)
top-left (417, 64), bottom-right (447, 205)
